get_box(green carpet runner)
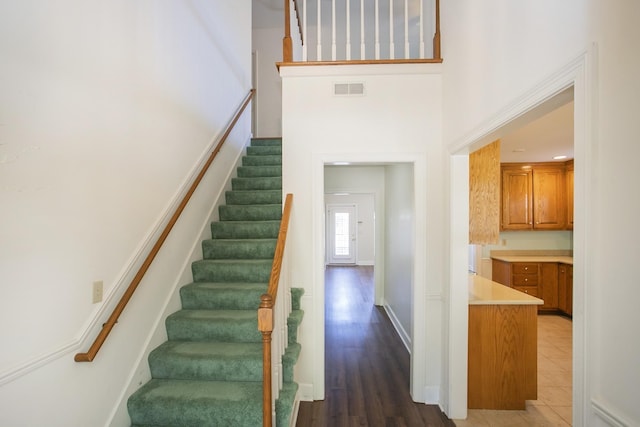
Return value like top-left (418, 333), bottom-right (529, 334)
top-left (127, 138), bottom-right (303, 427)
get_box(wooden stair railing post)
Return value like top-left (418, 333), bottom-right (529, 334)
top-left (74, 89), bottom-right (255, 363)
top-left (433, 0), bottom-right (441, 60)
top-left (259, 194), bottom-right (293, 426)
top-left (283, 0), bottom-right (293, 62)
top-left (258, 295), bottom-right (274, 427)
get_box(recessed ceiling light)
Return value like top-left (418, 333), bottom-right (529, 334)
top-left (512, 148), bottom-right (526, 152)
top-left (553, 155), bottom-right (567, 160)
top-left (332, 161), bottom-right (350, 165)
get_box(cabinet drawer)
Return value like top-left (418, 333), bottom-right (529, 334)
top-left (514, 286), bottom-right (539, 297)
top-left (512, 263), bottom-right (539, 274)
top-left (512, 274), bottom-right (539, 286)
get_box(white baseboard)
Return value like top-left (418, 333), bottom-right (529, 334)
top-left (423, 385), bottom-right (440, 405)
top-left (592, 399), bottom-right (631, 427)
top-left (297, 383), bottom-right (314, 402)
top-left (382, 301), bottom-right (411, 353)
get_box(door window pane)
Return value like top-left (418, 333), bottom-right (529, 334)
top-left (334, 212), bottom-right (350, 256)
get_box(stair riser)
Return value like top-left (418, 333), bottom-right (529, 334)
top-left (237, 166), bottom-right (282, 178)
top-left (242, 155), bottom-right (282, 166)
top-left (180, 285), bottom-right (267, 310)
top-left (192, 260), bottom-right (272, 283)
top-left (166, 316), bottom-right (261, 343)
top-left (202, 239), bottom-right (276, 260)
top-left (251, 138), bottom-right (282, 147)
top-left (232, 176), bottom-right (282, 191)
top-left (247, 146), bottom-right (281, 155)
top-left (219, 205), bottom-right (282, 221)
top-left (225, 190), bottom-right (282, 205)
top-left (211, 221), bottom-right (280, 239)
top-left (149, 353), bottom-right (262, 382)
top-left (128, 380), bottom-right (263, 427)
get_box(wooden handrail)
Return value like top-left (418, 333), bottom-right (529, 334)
top-left (74, 89), bottom-right (255, 362)
top-left (258, 193), bottom-right (293, 427)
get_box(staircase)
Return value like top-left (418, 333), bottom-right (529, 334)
top-left (127, 138), bottom-right (303, 427)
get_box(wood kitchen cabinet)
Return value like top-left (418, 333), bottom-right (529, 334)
top-left (558, 263), bottom-right (573, 316)
top-left (501, 163), bottom-right (567, 231)
top-left (566, 160), bottom-right (574, 230)
top-left (491, 259), bottom-right (559, 312)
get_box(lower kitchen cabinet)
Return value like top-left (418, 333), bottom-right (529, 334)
top-left (492, 259), bottom-right (564, 313)
top-left (558, 263), bottom-right (573, 316)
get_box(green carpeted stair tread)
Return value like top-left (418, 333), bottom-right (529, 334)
top-left (192, 259), bottom-right (273, 283)
top-left (290, 288), bottom-right (304, 311)
top-left (250, 138), bottom-right (282, 147)
top-left (231, 176), bottom-right (282, 191)
top-left (211, 220), bottom-right (281, 239)
top-left (149, 341), bottom-right (263, 382)
top-left (242, 154), bottom-right (282, 166)
top-left (246, 145), bottom-right (281, 156)
top-left (127, 379), bottom-right (263, 427)
top-left (287, 310), bottom-right (304, 346)
top-left (166, 309), bottom-right (261, 343)
top-left (282, 343), bottom-right (302, 383)
top-left (219, 204), bottom-right (282, 221)
top-left (225, 189), bottom-right (282, 205)
top-left (202, 238), bottom-right (277, 260)
top-left (237, 165), bottom-right (282, 178)
top-left (180, 282), bottom-right (267, 310)
top-left (275, 382), bottom-right (299, 427)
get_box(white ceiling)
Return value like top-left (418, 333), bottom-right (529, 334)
top-left (500, 100), bottom-right (574, 163)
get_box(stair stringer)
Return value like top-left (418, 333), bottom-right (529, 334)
top-left (107, 136), bottom-right (251, 426)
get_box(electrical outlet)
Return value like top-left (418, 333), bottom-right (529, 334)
top-left (92, 281), bottom-right (103, 304)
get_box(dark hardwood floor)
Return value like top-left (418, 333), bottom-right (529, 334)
top-left (296, 265), bottom-right (456, 427)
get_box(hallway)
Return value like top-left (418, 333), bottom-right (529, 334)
top-left (295, 265), bottom-right (455, 426)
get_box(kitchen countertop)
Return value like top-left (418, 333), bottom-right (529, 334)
top-left (490, 250), bottom-right (573, 265)
top-left (469, 274), bottom-right (544, 305)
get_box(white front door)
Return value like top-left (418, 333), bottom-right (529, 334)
top-left (327, 204), bottom-right (357, 264)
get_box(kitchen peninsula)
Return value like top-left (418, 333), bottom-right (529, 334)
top-left (468, 274), bottom-right (543, 410)
top-left (491, 250), bottom-right (573, 315)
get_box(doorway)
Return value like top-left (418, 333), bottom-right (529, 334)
top-left (449, 58), bottom-right (588, 422)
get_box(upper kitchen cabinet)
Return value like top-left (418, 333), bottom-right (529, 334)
top-left (501, 163), bottom-right (567, 231)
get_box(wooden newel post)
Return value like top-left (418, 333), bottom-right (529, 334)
top-left (259, 293), bottom-right (274, 427)
top-left (433, 0), bottom-right (441, 60)
top-left (283, 0), bottom-right (293, 62)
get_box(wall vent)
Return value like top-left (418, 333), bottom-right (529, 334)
top-left (334, 82), bottom-right (365, 96)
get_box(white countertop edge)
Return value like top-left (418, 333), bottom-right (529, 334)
top-left (469, 275), bottom-right (544, 306)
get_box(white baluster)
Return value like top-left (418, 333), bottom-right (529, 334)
top-left (332, 0), bottom-right (336, 60)
top-left (389, 0), bottom-right (394, 59)
top-left (404, 0), bottom-right (409, 59)
top-left (317, 0), bottom-right (322, 60)
top-left (346, 0), bottom-right (351, 60)
top-left (419, 0), bottom-right (425, 58)
top-left (375, 0), bottom-right (380, 59)
top-left (360, 0), bottom-right (365, 59)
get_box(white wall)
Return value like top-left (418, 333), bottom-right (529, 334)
top-left (325, 165), bottom-right (384, 266)
top-left (383, 164), bottom-right (414, 349)
top-left (443, 0), bottom-right (640, 425)
top-left (252, 27), bottom-right (283, 136)
top-left (0, 1), bottom-right (252, 425)
top-left (281, 63), bottom-right (444, 403)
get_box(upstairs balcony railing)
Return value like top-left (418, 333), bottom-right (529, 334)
top-left (282, 0), bottom-right (441, 64)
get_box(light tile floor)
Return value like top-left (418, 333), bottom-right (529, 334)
top-left (454, 315), bottom-right (573, 426)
